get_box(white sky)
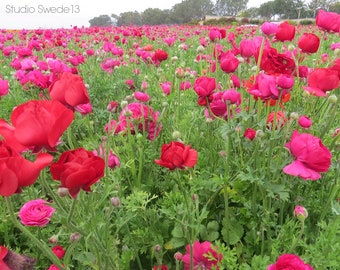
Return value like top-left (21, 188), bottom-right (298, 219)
top-left (0, 0), bottom-right (269, 29)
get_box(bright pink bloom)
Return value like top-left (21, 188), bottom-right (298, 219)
top-left (268, 254), bottom-right (313, 270)
top-left (316, 9), bottom-right (340, 33)
top-left (249, 73), bottom-right (279, 100)
top-left (222, 88), bottom-right (242, 106)
top-left (160, 81), bottom-right (171, 95)
top-left (180, 81), bottom-right (191, 91)
top-left (194, 76), bottom-right (216, 106)
top-left (134, 91), bottom-right (150, 102)
top-left (239, 39), bottom-right (256, 58)
top-left (219, 51), bottom-right (239, 73)
top-left (181, 241), bottom-right (223, 270)
top-left (261, 22), bottom-right (278, 36)
top-left (294, 205), bottom-right (308, 220)
top-left (18, 199), bottom-right (55, 227)
top-left (209, 29), bottom-right (222, 41)
top-left (0, 78), bottom-right (9, 96)
top-left (298, 116), bottom-right (312, 129)
top-left (283, 130), bottom-right (332, 180)
top-left (75, 102), bottom-right (92, 115)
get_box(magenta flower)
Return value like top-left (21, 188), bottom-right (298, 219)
top-left (181, 241), bottom-right (223, 270)
top-left (134, 91), bottom-right (150, 102)
top-left (294, 205), bottom-right (308, 221)
top-left (18, 199), bottom-right (55, 227)
top-left (0, 78), bottom-right (9, 97)
top-left (160, 81), bottom-right (171, 95)
top-left (298, 116), bottom-right (312, 129)
top-left (261, 22), bottom-right (278, 36)
top-left (268, 254), bottom-right (313, 270)
top-left (283, 130), bottom-right (332, 180)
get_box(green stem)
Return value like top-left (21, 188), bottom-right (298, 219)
top-left (4, 197), bottom-right (65, 269)
top-left (319, 97), bottom-right (340, 139)
top-left (290, 220), bottom-right (305, 252)
top-left (67, 195), bottom-right (78, 226)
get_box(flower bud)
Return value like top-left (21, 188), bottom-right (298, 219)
top-left (294, 205), bottom-right (308, 221)
top-left (290, 112), bottom-right (299, 120)
top-left (174, 252), bottom-right (183, 260)
top-left (49, 235), bottom-right (59, 244)
top-left (172, 130), bottom-right (181, 139)
top-left (154, 244), bottom-right (162, 253)
top-left (328, 94), bottom-right (338, 104)
top-left (69, 232), bottom-right (82, 243)
top-left (111, 197), bottom-right (121, 207)
top-left (57, 187), bottom-right (69, 197)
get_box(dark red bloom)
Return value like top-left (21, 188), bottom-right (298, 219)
top-left (154, 141), bottom-right (198, 170)
top-left (275, 21), bottom-right (296, 41)
top-left (50, 148), bottom-right (105, 198)
top-left (152, 49), bottom-right (168, 64)
top-left (0, 141), bottom-right (53, 196)
top-left (193, 76), bottom-right (216, 106)
top-left (256, 46), bottom-right (296, 75)
top-left (244, 128), bottom-right (256, 141)
top-left (48, 72), bottom-right (90, 110)
top-left (298, 33), bottom-right (320, 54)
top-left (10, 100), bottom-right (74, 152)
top-left (266, 111), bottom-right (287, 129)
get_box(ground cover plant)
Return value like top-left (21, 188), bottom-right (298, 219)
top-left (0, 9), bottom-right (340, 270)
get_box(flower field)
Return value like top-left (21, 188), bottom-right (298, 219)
top-left (0, 9), bottom-right (340, 270)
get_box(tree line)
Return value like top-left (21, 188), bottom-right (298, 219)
top-left (88, 0), bottom-right (340, 27)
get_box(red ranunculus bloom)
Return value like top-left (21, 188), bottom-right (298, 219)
top-left (298, 33), bottom-right (320, 54)
top-left (266, 111), bottom-right (287, 129)
top-left (181, 241), bottom-right (223, 270)
top-left (18, 199), bottom-right (55, 227)
top-left (50, 148), bottom-right (105, 198)
top-left (193, 76), bottom-right (216, 106)
top-left (10, 100), bottom-right (74, 152)
top-left (0, 141), bottom-right (53, 196)
top-left (268, 254), bottom-right (313, 270)
top-left (275, 21), bottom-right (296, 41)
top-left (154, 141), bottom-right (198, 170)
top-left (256, 46), bottom-right (296, 75)
top-left (244, 128), bottom-right (256, 141)
top-left (316, 9), bottom-right (340, 33)
top-left (0, 246), bottom-right (10, 270)
top-left (152, 49), bottom-right (168, 64)
top-left (302, 68), bottom-right (340, 97)
top-left (283, 130), bottom-right (332, 180)
top-left (153, 265), bottom-right (168, 270)
top-left (51, 246), bottom-right (66, 259)
top-left (48, 72), bottom-right (90, 110)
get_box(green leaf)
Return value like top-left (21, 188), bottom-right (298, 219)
top-left (222, 217), bottom-right (244, 245)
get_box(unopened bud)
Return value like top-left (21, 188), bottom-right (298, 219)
top-left (328, 94), bottom-right (338, 104)
top-left (111, 197), bottom-right (121, 207)
top-left (294, 205), bottom-right (308, 221)
top-left (57, 187), bottom-right (69, 197)
top-left (69, 232), bottom-right (81, 243)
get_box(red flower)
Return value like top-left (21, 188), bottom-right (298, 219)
top-left (51, 246), bottom-right (66, 259)
top-left (316, 9), bottom-right (340, 33)
top-left (10, 100), bottom-right (74, 152)
top-left (153, 265), bottom-right (168, 270)
top-left (244, 128), bottom-right (256, 141)
top-left (154, 141), bottom-right (198, 170)
top-left (256, 46), bottom-right (295, 75)
top-left (50, 148), bottom-right (105, 198)
top-left (48, 72), bottom-right (90, 110)
top-left (275, 21), bottom-right (295, 41)
top-left (0, 246), bottom-right (10, 270)
top-left (268, 253), bottom-right (313, 270)
top-left (298, 33), bottom-right (320, 54)
top-left (283, 130), bottom-right (332, 180)
top-left (266, 111), bottom-right (287, 129)
top-left (193, 76), bottom-right (216, 106)
top-left (181, 241), bottom-right (223, 270)
top-left (152, 49), bottom-right (168, 64)
top-left (302, 68), bottom-right (340, 97)
top-left (0, 141), bottom-right (53, 196)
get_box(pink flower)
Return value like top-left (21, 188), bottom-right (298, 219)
top-left (261, 22), bottom-right (278, 36)
top-left (283, 130), bottom-right (332, 180)
top-left (249, 73), bottom-right (279, 100)
top-left (160, 81), bottom-right (171, 95)
top-left (193, 76), bottom-right (216, 106)
top-left (239, 39), bottom-right (256, 59)
top-left (75, 102), bottom-right (92, 115)
top-left (18, 199), bottom-right (55, 227)
top-left (268, 254), bottom-right (313, 270)
top-left (294, 205), bottom-right (308, 221)
top-left (219, 51), bottom-right (239, 73)
top-left (48, 265), bottom-right (61, 270)
top-left (298, 116), bottom-right (312, 129)
top-left (180, 81), bottom-right (191, 91)
top-left (134, 91), bottom-right (150, 102)
top-left (181, 241), bottom-right (223, 270)
top-left (0, 78), bottom-right (9, 97)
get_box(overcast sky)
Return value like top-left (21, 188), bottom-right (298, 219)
top-left (0, 0), bottom-right (269, 29)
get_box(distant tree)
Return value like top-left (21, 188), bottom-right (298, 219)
top-left (141, 8), bottom-right (168, 25)
top-left (89, 15), bottom-right (112, 27)
top-left (117, 11), bottom-right (142, 26)
top-left (111, 14), bottom-right (119, 26)
top-left (329, 1), bottom-right (340, 13)
top-left (308, 0), bottom-right (339, 16)
top-left (214, 0), bottom-right (249, 16)
top-left (257, 1), bottom-right (276, 20)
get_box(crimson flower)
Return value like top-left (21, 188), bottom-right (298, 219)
top-left (219, 51), bottom-right (239, 73)
top-left (244, 128), bottom-right (256, 141)
top-left (51, 246), bottom-right (66, 259)
top-left (275, 21), bottom-right (296, 41)
top-left (193, 76), bottom-right (216, 106)
top-left (154, 141), bottom-right (198, 170)
top-left (268, 254), bottom-right (313, 270)
top-left (316, 9), bottom-right (340, 33)
top-left (10, 100), bottom-right (74, 152)
top-left (181, 241), bottom-right (223, 270)
top-left (298, 33), bottom-right (320, 54)
top-left (50, 148), bottom-right (105, 198)
top-left (283, 130), bottom-right (332, 180)
top-left (0, 246), bottom-right (10, 270)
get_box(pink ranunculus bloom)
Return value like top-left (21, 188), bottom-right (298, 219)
top-left (239, 39), bottom-right (256, 59)
top-left (219, 51), bottom-right (239, 73)
top-left (18, 199), bottom-right (55, 227)
top-left (316, 9), bottom-right (340, 33)
top-left (261, 22), bottom-right (279, 36)
top-left (298, 115), bottom-right (312, 129)
top-left (181, 241), bottom-right (223, 270)
top-left (134, 91), bottom-right (150, 102)
top-left (268, 254), bottom-right (313, 270)
top-left (276, 74), bottom-right (294, 90)
top-left (0, 78), bottom-right (9, 97)
top-left (294, 205), bottom-right (308, 221)
top-left (244, 128), bottom-right (256, 141)
top-left (249, 73), bottom-right (279, 100)
top-left (283, 130), bottom-right (332, 180)
top-left (160, 81), bottom-right (171, 95)
top-left (193, 76), bottom-right (216, 106)
top-left (75, 102), bottom-right (93, 115)
top-left (180, 81), bottom-right (192, 91)
top-left (222, 88), bottom-right (242, 106)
